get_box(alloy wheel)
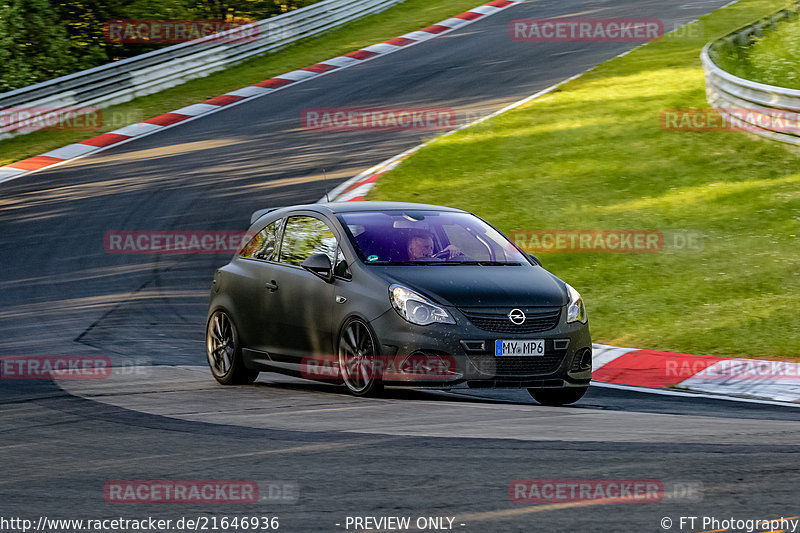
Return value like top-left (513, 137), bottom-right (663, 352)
top-left (338, 319), bottom-right (381, 396)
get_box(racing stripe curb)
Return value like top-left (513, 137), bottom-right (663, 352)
top-left (592, 344), bottom-right (800, 403)
top-left (0, 0), bottom-right (524, 185)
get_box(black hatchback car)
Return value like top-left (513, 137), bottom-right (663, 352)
top-left (206, 201), bottom-right (592, 405)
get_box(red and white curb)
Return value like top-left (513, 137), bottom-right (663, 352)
top-left (0, 0), bottom-right (524, 185)
top-left (326, 146), bottom-right (418, 202)
top-left (592, 344), bottom-right (800, 403)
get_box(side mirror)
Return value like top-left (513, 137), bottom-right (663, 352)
top-left (526, 253), bottom-right (542, 267)
top-left (302, 253), bottom-right (334, 282)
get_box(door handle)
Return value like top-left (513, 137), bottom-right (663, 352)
top-left (265, 280), bottom-right (279, 292)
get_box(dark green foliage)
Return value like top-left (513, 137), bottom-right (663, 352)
top-left (0, 0), bottom-right (76, 91)
top-left (0, 0), bottom-right (319, 91)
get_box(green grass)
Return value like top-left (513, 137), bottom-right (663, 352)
top-left (369, 0), bottom-right (800, 359)
top-left (715, 16), bottom-right (800, 88)
top-left (0, 0), bottom-right (487, 167)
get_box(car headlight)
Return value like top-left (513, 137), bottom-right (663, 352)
top-left (565, 283), bottom-right (587, 324)
top-left (389, 285), bottom-right (455, 326)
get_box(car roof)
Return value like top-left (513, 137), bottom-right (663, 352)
top-left (319, 201), bottom-right (467, 214)
top-left (252, 201), bottom-right (467, 225)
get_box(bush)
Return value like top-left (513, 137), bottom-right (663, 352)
top-left (0, 0), bottom-right (320, 92)
top-left (746, 18), bottom-right (800, 88)
top-left (713, 16), bottom-right (800, 89)
top-left (0, 0), bottom-right (77, 92)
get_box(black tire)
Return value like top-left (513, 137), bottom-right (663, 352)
top-left (528, 387), bottom-right (587, 406)
top-left (338, 317), bottom-right (383, 397)
top-left (206, 309), bottom-right (259, 385)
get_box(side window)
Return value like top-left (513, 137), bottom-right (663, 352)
top-left (240, 219), bottom-right (283, 261)
top-left (279, 216), bottom-right (338, 267)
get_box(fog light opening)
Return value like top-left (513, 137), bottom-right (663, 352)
top-left (579, 348), bottom-right (592, 371)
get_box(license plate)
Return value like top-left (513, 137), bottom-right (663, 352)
top-left (495, 339), bottom-right (545, 356)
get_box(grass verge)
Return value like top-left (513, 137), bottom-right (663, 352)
top-left (369, 0), bottom-right (800, 359)
top-left (0, 0), bottom-right (489, 167)
top-left (715, 16), bottom-right (800, 88)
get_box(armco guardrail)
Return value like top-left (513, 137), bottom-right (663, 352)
top-left (701, 4), bottom-right (800, 146)
top-left (0, 0), bottom-right (401, 140)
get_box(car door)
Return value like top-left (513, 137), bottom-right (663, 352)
top-left (268, 215), bottom-right (337, 364)
top-left (234, 218), bottom-right (285, 358)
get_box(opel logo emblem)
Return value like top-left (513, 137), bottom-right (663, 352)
top-left (508, 309), bottom-right (526, 325)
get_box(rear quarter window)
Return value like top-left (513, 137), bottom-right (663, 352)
top-left (240, 220), bottom-right (283, 261)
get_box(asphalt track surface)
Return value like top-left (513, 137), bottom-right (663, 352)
top-left (2, 0), bottom-right (799, 531)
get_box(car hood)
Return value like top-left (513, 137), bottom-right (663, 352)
top-left (377, 265), bottom-right (567, 308)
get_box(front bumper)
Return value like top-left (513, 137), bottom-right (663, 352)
top-left (367, 306), bottom-right (592, 389)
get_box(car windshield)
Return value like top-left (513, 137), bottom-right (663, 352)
top-left (339, 210), bottom-right (528, 265)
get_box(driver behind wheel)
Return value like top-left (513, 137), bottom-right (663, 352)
top-left (407, 230), bottom-right (463, 261)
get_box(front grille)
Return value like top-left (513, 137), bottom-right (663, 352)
top-left (459, 307), bottom-right (561, 334)
top-left (469, 354), bottom-right (563, 375)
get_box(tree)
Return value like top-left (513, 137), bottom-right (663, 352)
top-left (0, 0), bottom-right (76, 91)
top-left (187, 0), bottom-right (316, 21)
top-left (0, 0), bottom-right (319, 92)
